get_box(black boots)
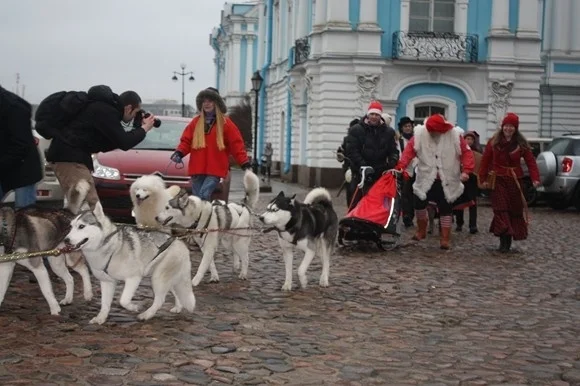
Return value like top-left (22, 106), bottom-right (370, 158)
top-left (499, 235), bottom-right (512, 253)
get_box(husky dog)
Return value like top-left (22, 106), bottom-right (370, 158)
top-left (0, 186), bottom-right (93, 315)
top-left (258, 188), bottom-right (338, 291)
top-left (156, 169), bottom-right (260, 286)
top-left (130, 175), bottom-right (179, 228)
top-left (64, 185), bottom-right (196, 325)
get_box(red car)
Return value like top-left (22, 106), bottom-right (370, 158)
top-left (92, 115), bottom-right (231, 219)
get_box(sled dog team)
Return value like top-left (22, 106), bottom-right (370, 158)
top-left (0, 169), bottom-right (338, 324)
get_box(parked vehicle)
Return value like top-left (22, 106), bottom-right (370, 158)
top-left (520, 137), bottom-right (553, 206)
top-left (536, 134), bottom-right (580, 210)
top-left (2, 129), bottom-right (64, 206)
top-left (92, 116), bottom-right (231, 219)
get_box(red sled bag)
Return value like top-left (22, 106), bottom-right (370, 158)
top-left (344, 172), bottom-right (402, 236)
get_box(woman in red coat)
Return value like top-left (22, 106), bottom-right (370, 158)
top-left (171, 87), bottom-right (251, 200)
top-left (478, 113), bottom-right (540, 253)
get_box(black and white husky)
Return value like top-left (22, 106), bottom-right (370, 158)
top-left (258, 188), bottom-right (338, 291)
top-left (64, 185), bottom-right (196, 325)
top-left (155, 169), bottom-right (260, 286)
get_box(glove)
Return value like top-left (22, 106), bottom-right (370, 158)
top-left (336, 152), bottom-right (345, 163)
top-left (241, 162), bottom-right (252, 171)
top-left (170, 151), bottom-right (183, 164)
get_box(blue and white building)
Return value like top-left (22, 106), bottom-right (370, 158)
top-left (211, 0), bottom-right (580, 187)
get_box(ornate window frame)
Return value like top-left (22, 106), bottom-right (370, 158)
top-left (406, 95), bottom-right (457, 124)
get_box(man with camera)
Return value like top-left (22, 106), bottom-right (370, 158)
top-left (40, 85), bottom-right (157, 212)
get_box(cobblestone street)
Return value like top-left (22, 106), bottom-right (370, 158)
top-left (1, 173), bottom-right (580, 385)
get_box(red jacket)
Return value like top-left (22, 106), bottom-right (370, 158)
top-left (479, 139), bottom-right (540, 182)
top-left (176, 115), bottom-right (249, 178)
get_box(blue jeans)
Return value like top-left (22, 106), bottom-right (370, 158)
top-left (15, 185), bottom-right (37, 209)
top-left (0, 185), bottom-right (36, 208)
top-left (191, 175), bottom-right (220, 201)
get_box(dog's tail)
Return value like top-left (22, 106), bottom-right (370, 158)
top-left (304, 187), bottom-right (333, 207)
top-left (65, 179), bottom-right (91, 215)
top-left (243, 169), bottom-right (260, 209)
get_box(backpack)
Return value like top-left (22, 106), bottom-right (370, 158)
top-left (34, 91), bottom-right (89, 139)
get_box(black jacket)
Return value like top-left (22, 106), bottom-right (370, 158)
top-left (45, 85), bottom-right (146, 171)
top-left (344, 118), bottom-right (399, 177)
top-left (0, 86), bottom-right (43, 193)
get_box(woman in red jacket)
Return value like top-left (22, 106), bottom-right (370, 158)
top-left (478, 112), bottom-right (540, 253)
top-left (171, 87), bottom-right (251, 200)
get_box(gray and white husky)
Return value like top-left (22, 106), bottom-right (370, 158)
top-left (64, 184), bottom-right (196, 325)
top-left (0, 187), bottom-right (93, 315)
top-left (258, 188), bottom-right (338, 291)
top-left (156, 169), bottom-right (260, 286)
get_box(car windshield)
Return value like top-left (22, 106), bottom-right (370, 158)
top-left (132, 120), bottom-right (188, 150)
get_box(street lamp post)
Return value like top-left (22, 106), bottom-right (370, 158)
top-left (250, 70), bottom-right (263, 175)
top-left (172, 63), bottom-right (195, 117)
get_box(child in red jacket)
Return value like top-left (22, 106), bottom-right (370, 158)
top-left (171, 87), bottom-right (251, 200)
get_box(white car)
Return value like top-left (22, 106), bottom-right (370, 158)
top-left (1, 129), bottom-right (64, 206)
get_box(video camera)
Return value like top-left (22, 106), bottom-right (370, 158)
top-left (133, 110), bottom-right (161, 128)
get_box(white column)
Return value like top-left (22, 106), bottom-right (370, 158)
top-left (297, 0), bottom-right (309, 37)
top-left (325, 0), bottom-right (350, 29)
top-left (358, 0), bottom-right (380, 30)
top-left (246, 36), bottom-right (254, 92)
top-left (552, 0), bottom-right (571, 51)
top-left (454, 0), bottom-right (469, 34)
top-left (490, 0), bottom-right (510, 35)
top-left (400, 0), bottom-right (410, 32)
top-left (517, 0), bottom-right (540, 37)
top-left (313, 0), bottom-right (327, 29)
top-left (232, 36), bottom-right (242, 93)
top-left (257, 0), bottom-right (266, 69)
top-left (570, 0), bottom-right (580, 51)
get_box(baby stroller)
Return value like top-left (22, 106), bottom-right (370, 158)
top-left (338, 166), bottom-right (405, 251)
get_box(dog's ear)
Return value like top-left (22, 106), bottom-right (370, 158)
top-left (290, 194), bottom-right (297, 206)
top-left (165, 185), bottom-right (181, 198)
top-left (92, 202), bottom-right (106, 221)
top-left (178, 190), bottom-right (189, 208)
top-left (277, 191), bottom-right (285, 198)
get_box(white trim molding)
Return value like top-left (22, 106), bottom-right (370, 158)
top-left (406, 95), bottom-right (458, 124)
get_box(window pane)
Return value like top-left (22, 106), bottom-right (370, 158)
top-left (434, 2), bottom-right (455, 18)
top-left (414, 106), bottom-right (431, 119)
top-left (430, 106), bottom-right (446, 116)
top-left (547, 139), bottom-right (571, 155)
top-left (433, 18), bottom-right (454, 33)
top-left (410, 0), bottom-right (430, 18)
top-left (409, 17), bottom-right (429, 32)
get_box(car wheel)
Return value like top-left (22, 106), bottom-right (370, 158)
top-left (522, 178), bottom-right (538, 207)
top-left (548, 197), bottom-right (570, 210)
top-left (573, 184), bottom-right (580, 212)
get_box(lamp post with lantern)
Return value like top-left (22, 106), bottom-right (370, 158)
top-left (172, 63), bottom-right (195, 117)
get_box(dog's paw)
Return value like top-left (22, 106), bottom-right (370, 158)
top-left (319, 276), bottom-right (329, 287)
top-left (170, 305), bottom-right (182, 314)
top-left (84, 291), bottom-right (93, 302)
top-left (89, 315), bottom-right (107, 325)
top-left (238, 271), bottom-right (247, 280)
top-left (209, 275), bottom-right (220, 283)
top-left (49, 305), bottom-right (62, 316)
top-left (137, 310), bottom-right (156, 321)
top-left (59, 296), bottom-right (73, 306)
top-left (123, 303), bottom-right (141, 312)
top-left (281, 282), bottom-right (293, 291)
top-left (299, 275), bottom-right (308, 289)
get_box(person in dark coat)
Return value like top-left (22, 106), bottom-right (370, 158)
top-left (41, 85), bottom-right (157, 212)
top-left (0, 86), bottom-right (43, 201)
top-left (344, 101), bottom-right (399, 210)
top-left (336, 118), bottom-right (360, 207)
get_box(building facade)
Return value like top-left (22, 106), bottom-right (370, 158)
top-left (211, 0), bottom-right (580, 188)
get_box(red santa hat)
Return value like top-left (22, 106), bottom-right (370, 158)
top-left (501, 112), bottom-right (519, 130)
top-left (367, 100), bottom-right (383, 116)
top-left (425, 114), bottom-right (454, 133)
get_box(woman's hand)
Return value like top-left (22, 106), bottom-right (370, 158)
top-left (481, 182), bottom-right (489, 189)
top-left (533, 180), bottom-right (541, 188)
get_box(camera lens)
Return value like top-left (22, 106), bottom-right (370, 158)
top-left (153, 118), bottom-right (161, 128)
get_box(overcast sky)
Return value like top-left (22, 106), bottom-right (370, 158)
top-left (0, 0), bottom-right (236, 105)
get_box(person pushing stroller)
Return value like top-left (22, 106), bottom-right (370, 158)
top-left (344, 101), bottom-right (399, 210)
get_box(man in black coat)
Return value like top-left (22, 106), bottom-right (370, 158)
top-left (39, 85), bottom-right (157, 212)
top-left (0, 86), bottom-right (43, 201)
top-left (344, 101), bottom-right (399, 209)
